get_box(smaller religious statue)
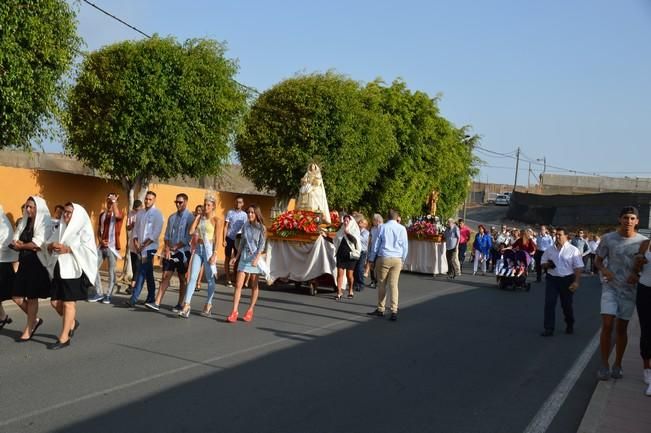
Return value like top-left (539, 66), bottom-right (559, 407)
top-left (296, 163), bottom-right (331, 223)
top-left (427, 190), bottom-right (440, 216)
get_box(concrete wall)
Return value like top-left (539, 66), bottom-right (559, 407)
top-left (507, 191), bottom-right (651, 230)
top-left (0, 165), bottom-right (276, 268)
top-left (541, 173), bottom-right (651, 194)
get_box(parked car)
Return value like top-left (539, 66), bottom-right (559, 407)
top-left (495, 194), bottom-right (510, 206)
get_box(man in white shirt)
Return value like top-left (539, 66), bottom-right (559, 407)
top-left (540, 228), bottom-right (584, 336)
top-left (534, 225), bottom-right (553, 283)
top-left (222, 196), bottom-right (247, 287)
top-left (126, 191), bottom-right (164, 307)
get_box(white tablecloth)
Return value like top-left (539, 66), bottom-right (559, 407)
top-left (402, 240), bottom-right (448, 275)
top-left (266, 236), bottom-right (337, 283)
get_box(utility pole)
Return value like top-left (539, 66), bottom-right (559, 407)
top-left (513, 147), bottom-right (520, 192)
top-left (527, 161), bottom-right (532, 191)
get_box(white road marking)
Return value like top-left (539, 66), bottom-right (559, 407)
top-left (0, 282), bottom-right (468, 428)
top-left (522, 329), bottom-right (601, 433)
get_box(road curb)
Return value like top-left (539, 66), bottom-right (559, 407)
top-left (576, 378), bottom-right (612, 433)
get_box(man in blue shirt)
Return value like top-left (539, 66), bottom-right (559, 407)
top-left (146, 193), bottom-right (194, 312)
top-left (367, 209), bottom-right (408, 321)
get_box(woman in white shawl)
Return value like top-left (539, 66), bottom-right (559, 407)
top-left (45, 203), bottom-right (98, 349)
top-left (0, 204), bottom-right (19, 329)
top-left (333, 213), bottom-right (361, 300)
top-left (10, 196), bottom-right (51, 342)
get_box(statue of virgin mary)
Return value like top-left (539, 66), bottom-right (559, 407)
top-left (296, 163), bottom-right (331, 223)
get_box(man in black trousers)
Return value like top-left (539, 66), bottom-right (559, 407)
top-left (540, 228), bottom-right (584, 336)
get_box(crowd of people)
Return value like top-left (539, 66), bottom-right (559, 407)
top-left (431, 207), bottom-right (650, 395)
top-left (1, 193), bottom-right (650, 397)
top-left (0, 191), bottom-right (412, 350)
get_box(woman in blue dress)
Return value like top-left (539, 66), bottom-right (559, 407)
top-left (227, 204), bottom-right (266, 323)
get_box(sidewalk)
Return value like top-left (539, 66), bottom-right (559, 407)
top-left (578, 312), bottom-right (651, 433)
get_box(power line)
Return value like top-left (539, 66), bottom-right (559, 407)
top-left (81, 0), bottom-right (151, 38)
top-left (475, 144), bottom-right (601, 177)
top-left (80, 0), bottom-right (261, 95)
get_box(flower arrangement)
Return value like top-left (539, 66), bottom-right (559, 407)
top-left (270, 210), bottom-right (320, 237)
top-left (270, 209), bottom-right (342, 237)
top-left (407, 220), bottom-right (439, 240)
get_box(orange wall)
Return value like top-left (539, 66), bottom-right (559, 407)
top-left (0, 166), bottom-right (275, 268)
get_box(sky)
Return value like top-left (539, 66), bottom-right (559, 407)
top-left (53, 0), bottom-right (651, 185)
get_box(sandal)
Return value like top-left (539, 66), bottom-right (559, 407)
top-left (347, 293), bottom-right (354, 299)
top-left (200, 305), bottom-right (213, 317)
top-left (334, 294), bottom-right (342, 301)
top-left (16, 317), bottom-right (43, 342)
top-left (0, 315), bottom-right (12, 329)
top-left (226, 311), bottom-right (238, 323)
top-left (178, 306), bottom-right (191, 318)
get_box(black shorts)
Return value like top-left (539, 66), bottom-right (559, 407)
top-left (225, 237), bottom-right (238, 258)
top-left (162, 251), bottom-right (191, 274)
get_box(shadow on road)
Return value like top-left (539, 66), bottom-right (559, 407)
top-left (48, 278), bottom-right (602, 433)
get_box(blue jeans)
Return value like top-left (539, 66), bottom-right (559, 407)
top-left (130, 250), bottom-right (157, 304)
top-left (95, 247), bottom-right (117, 298)
top-left (184, 243), bottom-right (216, 306)
top-left (354, 251), bottom-right (367, 290)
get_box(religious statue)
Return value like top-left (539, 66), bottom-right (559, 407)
top-left (427, 190), bottom-right (440, 216)
top-left (296, 163), bottom-right (331, 223)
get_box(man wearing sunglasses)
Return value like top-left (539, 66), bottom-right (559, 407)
top-left (146, 194), bottom-right (194, 312)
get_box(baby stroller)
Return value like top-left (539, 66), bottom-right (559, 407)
top-left (495, 248), bottom-right (531, 291)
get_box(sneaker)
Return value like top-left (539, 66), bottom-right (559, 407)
top-left (172, 304), bottom-right (183, 313)
top-left (597, 367), bottom-right (611, 381)
top-left (88, 294), bottom-right (104, 303)
top-left (644, 369), bottom-right (651, 385)
top-left (144, 302), bottom-right (160, 311)
top-left (101, 297), bottom-right (111, 305)
top-left (227, 281), bottom-right (234, 288)
top-left (611, 366), bottom-right (624, 379)
top-left (389, 312), bottom-right (398, 321)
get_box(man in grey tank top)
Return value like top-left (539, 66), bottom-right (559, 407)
top-left (594, 206), bottom-right (647, 381)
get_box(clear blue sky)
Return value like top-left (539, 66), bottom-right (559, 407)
top-left (57, 0), bottom-right (651, 185)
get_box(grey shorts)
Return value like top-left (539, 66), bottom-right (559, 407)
top-left (600, 283), bottom-right (637, 320)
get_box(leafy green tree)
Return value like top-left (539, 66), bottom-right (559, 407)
top-left (236, 72), bottom-right (396, 210)
top-left (0, 0), bottom-right (80, 149)
top-left (359, 80), bottom-right (478, 220)
top-left (66, 36), bottom-right (248, 204)
top-left (66, 36), bottom-right (248, 278)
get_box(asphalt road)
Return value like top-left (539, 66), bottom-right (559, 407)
top-left (0, 271), bottom-right (603, 433)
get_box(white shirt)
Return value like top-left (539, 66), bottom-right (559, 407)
top-left (133, 206), bottom-right (164, 257)
top-left (541, 241), bottom-right (584, 277)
